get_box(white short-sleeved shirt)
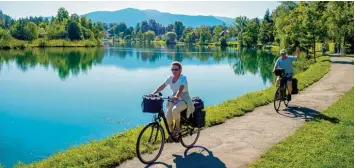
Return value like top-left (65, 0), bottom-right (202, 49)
top-left (164, 74), bottom-right (188, 95)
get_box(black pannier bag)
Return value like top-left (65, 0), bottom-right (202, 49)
top-left (190, 97), bottom-right (206, 128)
top-left (141, 95), bottom-right (163, 113)
top-left (291, 78), bottom-right (299, 94)
top-left (192, 97), bottom-right (204, 111)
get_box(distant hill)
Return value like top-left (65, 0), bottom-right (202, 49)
top-left (84, 8), bottom-right (235, 27)
top-left (215, 16), bottom-right (235, 26)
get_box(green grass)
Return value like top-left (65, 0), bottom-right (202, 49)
top-left (200, 41), bottom-right (239, 47)
top-left (250, 88), bottom-right (354, 168)
top-left (22, 56), bottom-right (331, 168)
top-left (30, 39), bottom-right (102, 47)
top-left (0, 38), bottom-right (101, 49)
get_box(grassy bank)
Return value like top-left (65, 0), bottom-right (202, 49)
top-left (0, 39), bottom-right (102, 49)
top-left (250, 88), bottom-right (354, 168)
top-left (202, 41), bottom-right (239, 47)
top-left (21, 56), bottom-right (331, 168)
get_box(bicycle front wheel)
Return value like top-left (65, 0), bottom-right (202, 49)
top-left (274, 87), bottom-right (282, 111)
top-left (136, 123), bottom-right (165, 164)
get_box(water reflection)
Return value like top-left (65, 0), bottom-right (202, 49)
top-left (0, 45), bottom-right (275, 84)
top-left (0, 48), bottom-right (105, 79)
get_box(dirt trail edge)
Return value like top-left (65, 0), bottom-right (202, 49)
top-left (118, 56), bottom-right (354, 168)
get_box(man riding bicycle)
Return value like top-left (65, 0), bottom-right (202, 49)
top-left (273, 47), bottom-right (300, 101)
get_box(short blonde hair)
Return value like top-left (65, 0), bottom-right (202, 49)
top-left (171, 61), bottom-right (182, 69)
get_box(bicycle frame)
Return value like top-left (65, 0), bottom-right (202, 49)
top-left (151, 105), bottom-right (193, 140)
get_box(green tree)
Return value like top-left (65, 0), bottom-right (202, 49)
top-left (10, 20), bottom-right (38, 41)
top-left (57, 7), bottom-right (69, 23)
top-left (301, 2), bottom-right (328, 61)
top-left (165, 32), bottom-right (177, 44)
top-left (325, 1), bottom-right (354, 49)
top-left (174, 21), bottom-right (184, 40)
top-left (148, 19), bottom-right (158, 34)
top-left (241, 19), bottom-right (259, 47)
top-left (80, 16), bottom-right (90, 29)
top-left (143, 30), bottom-right (155, 42)
top-left (47, 22), bottom-right (67, 39)
top-left (182, 26), bottom-right (193, 42)
top-left (135, 23), bottom-right (140, 34)
top-left (166, 24), bottom-right (174, 32)
top-left (213, 25), bottom-right (224, 42)
top-left (198, 26), bottom-right (212, 44)
top-left (235, 16), bottom-right (249, 46)
top-left (0, 10), bottom-right (13, 29)
top-left (141, 21), bottom-right (149, 33)
top-left (70, 14), bottom-right (80, 23)
top-left (67, 20), bottom-right (83, 40)
top-left (23, 22), bottom-right (38, 41)
top-left (185, 31), bottom-right (197, 43)
top-left (259, 9), bottom-right (274, 45)
top-left (263, 8), bottom-right (271, 22)
top-left (82, 27), bottom-right (93, 39)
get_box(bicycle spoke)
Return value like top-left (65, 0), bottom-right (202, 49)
top-left (137, 123), bottom-right (165, 164)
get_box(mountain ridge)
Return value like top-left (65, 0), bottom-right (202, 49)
top-left (84, 8), bottom-right (235, 27)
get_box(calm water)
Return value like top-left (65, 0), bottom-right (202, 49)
top-left (0, 44), bottom-right (276, 167)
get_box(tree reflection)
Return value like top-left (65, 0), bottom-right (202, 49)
top-left (0, 44), bottom-right (274, 84)
top-left (0, 48), bottom-right (105, 80)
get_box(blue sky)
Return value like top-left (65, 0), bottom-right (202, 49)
top-left (0, 1), bottom-right (279, 19)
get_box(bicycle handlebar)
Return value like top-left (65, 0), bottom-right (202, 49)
top-left (151, 92), bottom-right (172, 101)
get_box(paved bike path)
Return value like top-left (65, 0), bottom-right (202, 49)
top-left (118, 56), bottom-right (354, 168)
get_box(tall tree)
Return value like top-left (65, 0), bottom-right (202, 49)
top-left (174, 21), bottom-right (184, 40)
top-left (140, 21), bottom-right (149, 33)
top-left (235, 16), bottom-right (249, 46)
top-left (148, 19), bottom-right (158, 35)
top-left (67, 20), bottom-right (82, 40)
top-left (325, 1), bottom-right (354, 48)
top-left (57, 7), bottom-right (69, 23)
top-left (166, 24), bottom-right (174, 32)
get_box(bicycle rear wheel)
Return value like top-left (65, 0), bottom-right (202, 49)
top-left (136, 123), bottom-right (165, 164)
top-left (180, 114), bottom-right (201, 148)
top-left (274, 87), bottom-right (282, 111)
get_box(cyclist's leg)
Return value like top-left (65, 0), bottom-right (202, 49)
top-left (166, 102), bottom-right (175, 132)
top-left (287, 76), bottom-right (293, 95)
top-left (276, 76), bottom-right (280, 87)
top-left (172, 101), bottom-right (187, 132)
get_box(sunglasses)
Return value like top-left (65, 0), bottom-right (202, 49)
top-left (171, 68), bottom-right (180, 71)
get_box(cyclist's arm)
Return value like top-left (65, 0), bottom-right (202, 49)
top-left (174, 85), bottom-right (184, 98)
top-left (295, 46), bottom-right (300, 60)
top-left (152, 83), bottom-right (166, 94)
top-left (273, 59), bottom-right (279, 72)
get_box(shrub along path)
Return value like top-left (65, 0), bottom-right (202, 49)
top-left (118, 56), bottom-right (354, 168)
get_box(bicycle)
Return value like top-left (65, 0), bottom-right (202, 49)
top-left (136, 92), bottom-right (201, 164)
top-left (273, 68), bottom-right (289, 111)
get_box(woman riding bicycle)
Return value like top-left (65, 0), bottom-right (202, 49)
top-left (151, 61), bottom-right (195, 138)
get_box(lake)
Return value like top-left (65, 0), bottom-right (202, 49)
top-left (0, 44), bottom-right (276, 167)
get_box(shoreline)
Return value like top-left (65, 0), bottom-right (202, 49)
top-left (0, 39), bottom-right (103, 50)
